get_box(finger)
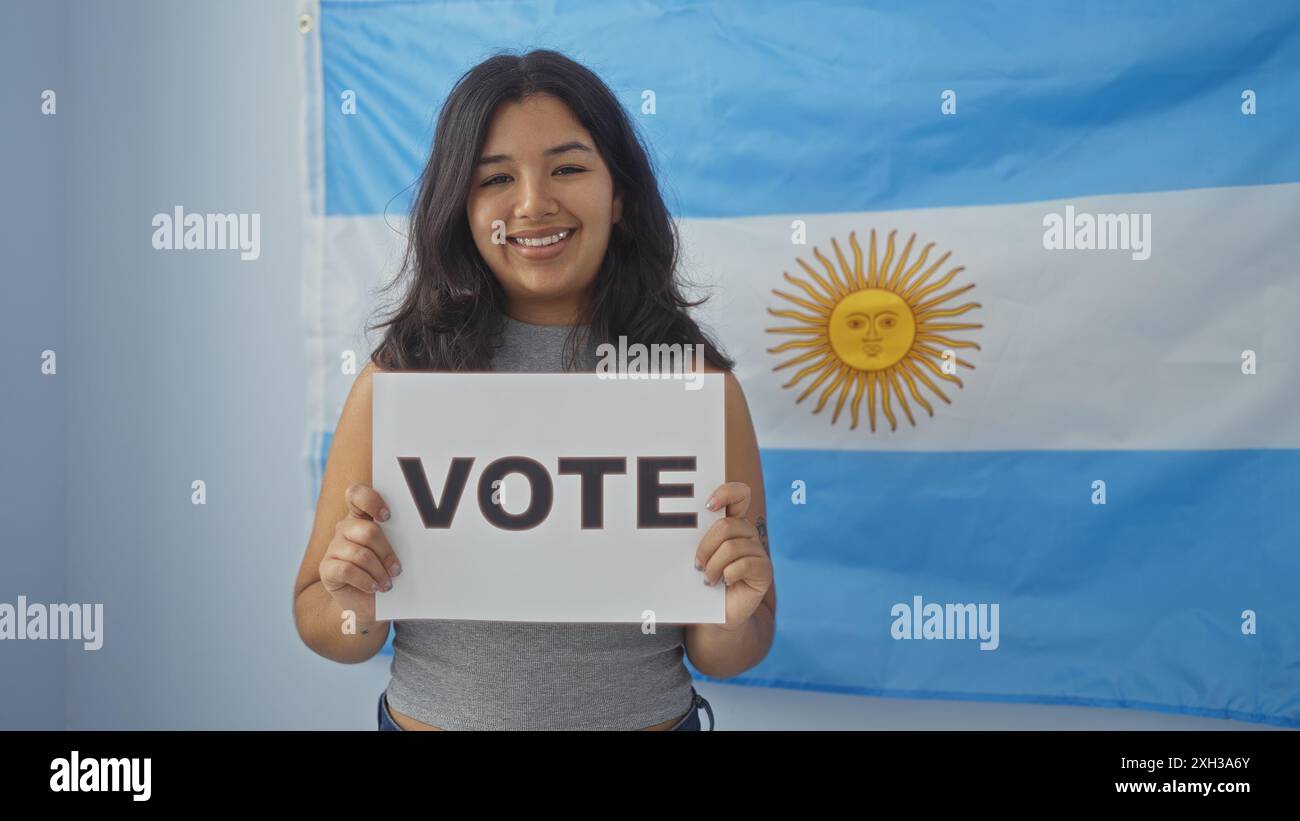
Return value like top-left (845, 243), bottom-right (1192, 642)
top-left (331, 538), bottom-right (393, 590)
top-left (345, 483), bottom-right (390, 522)
top-left (694, 516), bottom-right (757, 571)
top-left (335, 518), bottom-right (401, 576)
top-left (703, 536), bottom-right (764, 586)
top-left (719, 555), bottom-right (772, 591)
top-left (704, 482), bottom-right (750, 518)
top-left (320, 555), bottom-right (386, 595)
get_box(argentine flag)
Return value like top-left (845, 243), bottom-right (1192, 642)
top-left (299, 0), bottom-right (1300, 727)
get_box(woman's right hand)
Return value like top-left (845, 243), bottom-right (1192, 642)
top-left (318, 483), bottom-right (402, 628)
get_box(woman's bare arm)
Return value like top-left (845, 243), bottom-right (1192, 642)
top-left (685, 366), bottom-right (776, 677)
top-left (292, 361), bottom-right (393, 663)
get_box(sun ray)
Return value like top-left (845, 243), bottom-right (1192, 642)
top-left (900, 251), bottom-right (951, 301)
top-left (868, 229), bottom-right (878, 286)
top-left (879, 368), bottom-right (898, 430)
top-left (771, 288), bottom-right (830, 316)
top-left (915, 334), bottom-right (982, 352)
top-left (886, 367), bottom-right (917, 427)
top-left (814, 365), bottom-right (851, 414)
top-left (889, 363), bottom-right (930, 415)
top-left (795, 360), bottom-right (839, 403)
top-left (915, 302), bottom-right (981, 321)
top-left (900, 358), bottom-right (952, 404)
top-left (915, 322), bottom-right (983, 333)
top-left (849, 371), bottom-right (866, 429)
top-left (778, 353), bottom-right (835, 387)
top-left (772, 346), bottom-right (832, 371)
top-left (829, 238), bottom-right (854, 295)
top-left (913, 344), bottom-right (980, 373)
top-left (896, 362), bottom-right (935, 416)
top-left (767, 338), bottom-right (828, 354)
top-left (796, 257), bottom-right (843, 300)
top-left (914, 282), bottom-right (976, 314)
top-left (914, 342), bottom-right (979, 369)
top-left (886, 232), bottom-right (917, 291)
top-left (783, 271), bottom-right (835, 310)
top-left (830, 366), bottom-right (854, 424)
top-left (768, 307), bottom-right (829, 325)
top-left (813, 246), bottom-right (849, 296)
top-left (909, 265), bottom-right (967, 304)
top-left (894, 242), bottom-right (935, 294)
top-left (866, 371), bottom-right (878, 431)
top-left (910, 350), bottom-right (965, 387)
top-left (766, 326), bottom-right (827, 335)
top-left (848, 231), bottom-right (865, 289)
top-left (878, 230), bottom-right (897, 286)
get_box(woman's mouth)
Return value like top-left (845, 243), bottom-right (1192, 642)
top-left (507, 227), bottom-right (576, 260)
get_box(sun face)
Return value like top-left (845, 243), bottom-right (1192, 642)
top-left (766, 229), bottom-right (982, 431)
top-left (828, 289), bottom-right (917, 370)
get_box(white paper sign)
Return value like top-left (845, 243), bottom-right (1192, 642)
top-left (372, 373), bottom-right (726, 623)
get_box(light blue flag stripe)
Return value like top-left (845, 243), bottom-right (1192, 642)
top-left (694, 448), bottom-right (1300, 727)
top-left (321, 0), bottom-right (1300, 218)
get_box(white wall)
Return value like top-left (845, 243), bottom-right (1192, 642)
top-left (0, 0), bottom-right (67, 730)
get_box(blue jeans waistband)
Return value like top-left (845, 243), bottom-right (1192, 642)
top-left (378, 687), bottom-right (715, 731)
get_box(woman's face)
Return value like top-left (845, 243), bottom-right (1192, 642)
top-left (466, 92), bottom-right (623, 325)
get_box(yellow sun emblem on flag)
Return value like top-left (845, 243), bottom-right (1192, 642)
top-left (766, 229), bottom-right (982, 431)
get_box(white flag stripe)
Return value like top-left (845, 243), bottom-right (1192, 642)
top-left (309, 182), bottom-right (1300, 454)
top-left (683, 182), bottom-right (1300, 451)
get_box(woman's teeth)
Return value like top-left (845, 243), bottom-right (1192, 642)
top-left (511, 229), bottom-right (571, 247)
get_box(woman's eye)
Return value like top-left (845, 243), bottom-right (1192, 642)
top-left (481, 167), bottom-right (584, 187)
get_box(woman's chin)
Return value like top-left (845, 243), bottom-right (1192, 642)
top-left (506, 274), bottom-right (594, 303)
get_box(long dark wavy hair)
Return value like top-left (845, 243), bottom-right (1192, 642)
top-left (367, 48), bottom-right (734, 374)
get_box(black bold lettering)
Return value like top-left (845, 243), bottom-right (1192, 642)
top-left (397, 456), bottom-right (474, 528)
top-left (637, 456), bottom-right (697, 528)
top-left (557, 457), bottom-right (627, 529)
top-left (478, 456), bottom-right (553, 531)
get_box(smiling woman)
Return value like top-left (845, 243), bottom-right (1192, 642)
top-left (291, 49), bottom-right (776, 731)
top-left (465, 98), bottom-right (623, 324)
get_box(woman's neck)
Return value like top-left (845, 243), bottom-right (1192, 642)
top-left (504, 300), bottom-right (588, 327)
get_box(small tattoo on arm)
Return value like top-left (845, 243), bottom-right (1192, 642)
top-left (755, 515), bottom-right (769, 553)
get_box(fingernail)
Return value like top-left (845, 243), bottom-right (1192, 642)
top-left (382, 581), bottom-right (392, 592)
top-left (372, 583), bottom-right (380, 593)
top-left (389, 562), bottom-right (402, 577)
top-left (705, 498), bottom-right (716, 510)
top-left (380, 508), bottom-right (391, 521)
top-left (693, 558), bottom-right (701, 570)
top-left (703, 576), bottom-right (712, 586)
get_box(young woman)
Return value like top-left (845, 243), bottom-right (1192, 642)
top-left (292, 49), bottom-right (775, 730)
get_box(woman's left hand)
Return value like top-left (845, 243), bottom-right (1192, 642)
top-left (695, 481), bottom-right (773, 631)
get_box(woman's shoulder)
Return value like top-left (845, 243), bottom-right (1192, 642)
top-left (339, 360), bottom-right (390, 418)
top-left (358, 358), bottom-right (398, 384)
top-left (698, 355), bottom-right (741, 392)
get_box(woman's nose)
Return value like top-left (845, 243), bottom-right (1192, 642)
top-left (514, 173), bottom-right (559, 218)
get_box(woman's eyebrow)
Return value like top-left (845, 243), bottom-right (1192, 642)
top-left (476, 140), bottom-right (593, 167)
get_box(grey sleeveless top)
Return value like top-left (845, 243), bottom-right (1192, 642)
top-left (383, 315), bottom-right (696, 730)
